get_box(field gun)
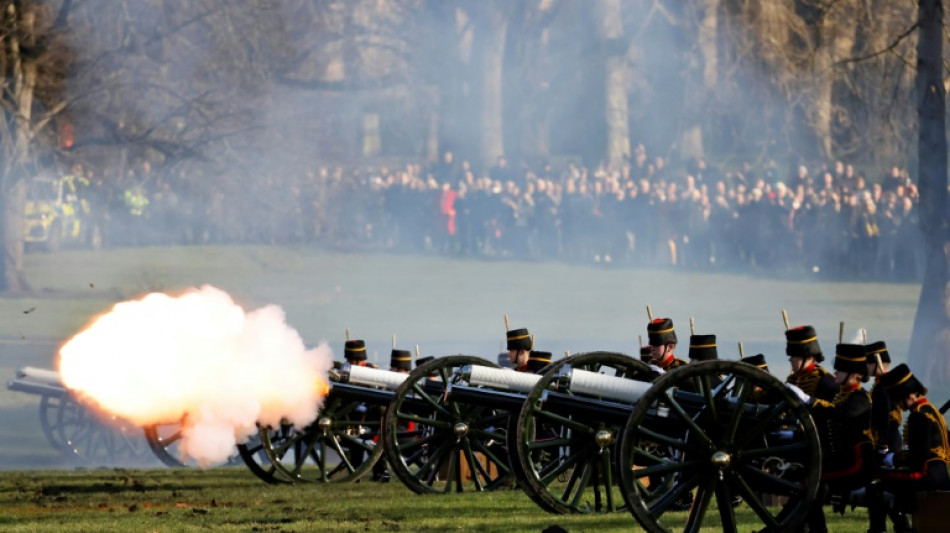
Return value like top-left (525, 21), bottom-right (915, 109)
top-left (383, 352), bottom-right (821, 533)
top-left (7, 366), bottom-right (159, 466)
top-left (252, 362), bottom-right (413, 484)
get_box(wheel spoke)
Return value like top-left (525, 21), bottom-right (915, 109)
top-left (715, 478), bottom-right (738, 532)
top-left (630, 458), bottom-right (702, 478)
top-left (541, 442), bottom-right (594, 485)
top-left (726, 375), bottom-right (753, 441)
top-left (731, 471), bottom-right (780, 529)
top-left (663, 392), bottom-right (713, 449)
top-left (734, 400), bottom-right (793, 449)
top-left (736, 463), bottom-right (805, 496)
top-left (685, 477), bottom-right (716, 533)
top-left (409, 382), bottom-right (451, 418)
top-left (531, 407), bottom-right (594, 434)
top-left (648, 472), bottom-right (699, 515)
top-left (635, 425), bottom-right (693, 451)
top-left (741, 441), bottom-right (808, 458)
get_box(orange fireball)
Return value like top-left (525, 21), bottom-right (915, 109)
top-left (58, 285), bottom-right (333, 466)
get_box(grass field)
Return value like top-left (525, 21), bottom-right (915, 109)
top-left (0, 468), bottom-right (873, 533)
top-left (0, 245), bottom-right (921, 531)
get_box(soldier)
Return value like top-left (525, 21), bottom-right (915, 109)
top-left (389, 348), bottom-right (412, 373)
top-left (868, 364), bottom-right (950, 533)
top-left (371, 347), bottom-right (414, 483)
top-left (741, 353), bottom-right (776, 401)
top-left (740, 353), bottom-right (770, 373)
top-left (786, 343), bottom-right (874, 533)
top-left (526, 350), bottom-right (552, 374)
top-left (639, 345), bottom-right (653, 364)
top-left (506, 327), bottom-right (533, 372)
top-left (648, 318), bottom-right (687, 371)
top-left (344, 339), bottom-right (378, 368)
top-left (784, 325), bottom-right (838, 402)
top-left (865, 342), bottom-right (911, 533)
top-left (866, 341), bottom-right (901, 455)
top-left (685, 334), bottom-right (721, 389)
top-left (687, 334), bottom-right (717, 362)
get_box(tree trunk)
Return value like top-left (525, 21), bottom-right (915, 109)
top-left (2, 1), bottom-right (36, 293)
top-left (680, 0), bottom-right (720, 163)
top-left (598, 0), bottom-right (629, 168)
top-left (812, 1), bottom-right (857, 160)
top-left (478, 1), bottom-right (509, 167)
top-left (908, 0), bottom-right (950, 385)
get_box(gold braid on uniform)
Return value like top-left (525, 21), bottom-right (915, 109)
top-left (787, 366), bottom-right (823, 398)
top-left (889, 408), bottom-right (903, 426)
top-left (922, 404), bottom-right (950, 465)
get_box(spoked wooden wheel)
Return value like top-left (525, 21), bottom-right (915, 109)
top-left (143, 419), bottom-right (245, 468)
top-left (383, 355), bottom-right (514, 494)
top-left (234, 430), bottom-right (282, 483)
top-left (259, 395), bottom-right (385, 483)
top-left (39, 393), bottom-right (72, 453)
top-left (619, 360), bottom-right (820, 533)
top-left (41, 394), bottom-right (152, 465)
top-left (514, 351), bottom-right (653, 514)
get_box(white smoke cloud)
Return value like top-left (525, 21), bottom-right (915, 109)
top-left (58, 285), bottom-right (333, 466)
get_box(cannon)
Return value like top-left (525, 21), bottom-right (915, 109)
top-left (380, 352), bottom-right (820, 533)
top-left (252, 362), bottom-right (411, 484)
top-left (7, 366), bottom-right (269, 477)
top-left (7, 366), bottom-right (155, 465)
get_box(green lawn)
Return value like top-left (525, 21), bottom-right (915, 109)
top-left (0, 468), bottom-right (872, 533)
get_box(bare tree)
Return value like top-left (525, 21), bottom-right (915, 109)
top-left (908, 0), bottom-right (950, 386)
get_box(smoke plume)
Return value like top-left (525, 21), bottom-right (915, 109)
top-left (58, 285), bottom-right (333, 466)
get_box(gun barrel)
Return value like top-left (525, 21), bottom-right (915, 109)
top-left (461, 365), bottom-right (541, 393)
top-left (341, 364), bottom-right (408, 390)
top-left (568, 368), bottom-right (651, 404)
top-left (16, 366), bottom-right (64, 387)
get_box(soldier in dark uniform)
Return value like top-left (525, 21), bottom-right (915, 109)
top-left (648, 318), bottom-right (687, 371)
top-left (784, 325), bottom-right (838, 402)
top-left (864, 341), bottom-right (911, 533)
top-left (741, 353), bottom-right (770, 373)
top-left (685, 334), bottom-right (721, 389)
top-left (369, 347), bottom-right (414, 483)
top-left (868, 364), bottom-right (950, 533)
top-left (639, 345), bottom-right (653, 364)
top-left (787, 343), bottom-right (874, 533)
top-left (389, 348), bottom-right (412, 373)
top-left (687, 334), bottom-right (717, 363)
top-left (741, 353), bottom-right (777, 402)
top-left (866, 341), bottom-right (902, 454)
top-left (344, 339), bottom-right (377, 368)
top-left (526, 350), bottom-right (552, 374)
top-left (506, 327), bottom-right (533, 372)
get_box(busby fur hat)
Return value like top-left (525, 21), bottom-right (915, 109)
top-left (344, 339), bottom-right (367, 362)
top-left (526, 351), bottom-right (552, 373)
top-left (507, 328), bottom-right (533, 351)
top-left (741, 353), bottom-right (770, 373)
top-left (866, 341), bottom-right (890, 364)
top-left (833, 344), bottom-right (867, 377)
top-left (785, 325), bottom-right (823, 362)
top-left (688, 334), bottom-right (718, 361)
top-left (880, 363), bottom-right (928, 401)
top-left (390, 349), bottom-right (412, 371)
top-left (648, 318), bottom-right (677, 346)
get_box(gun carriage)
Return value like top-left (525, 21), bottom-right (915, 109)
top-left (8, 366), bottom-right (159, 465)
top-left (382, 352), bottom-right (821, 533)
top-left (251, 362), bottom-right (412, 484)
top-left (7, 366), bottom-right (270, 477)
top-left (10, 353), bottom-right (825, 532)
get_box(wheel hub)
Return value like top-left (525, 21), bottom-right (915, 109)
top-left (594, 429), bottom-right (613, 448)
top-left (711, 450), bottom-right (731, 470)
top-left (454, 422), bottom-right (469, 437)
top-left (317, 417), bottom-right (332, 431)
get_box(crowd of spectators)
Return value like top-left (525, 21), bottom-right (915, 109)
top-left (70, 145), bottom-right (926, 282)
